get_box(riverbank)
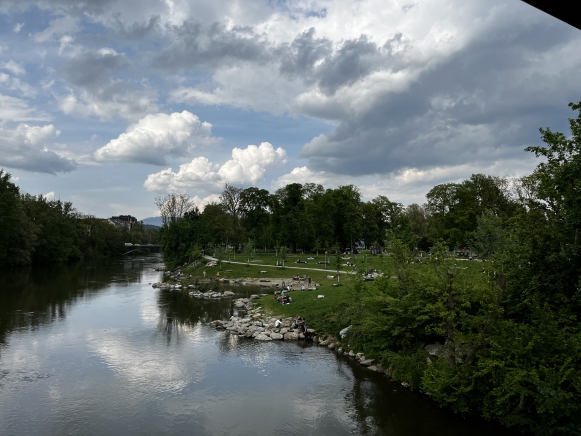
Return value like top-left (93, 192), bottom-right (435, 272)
top-left (209, 298), bottom-right (390, 376)
top-left (161, 258), bottom-right (360, 340)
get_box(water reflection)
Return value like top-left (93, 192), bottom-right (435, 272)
top-left (155, 283), bottom-right (265, 345)
top-left (0, 255), bottom-right (519, 436)
top-left (0, 255), bottom-right (161, 349)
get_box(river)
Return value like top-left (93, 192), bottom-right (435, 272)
top-left (0, 254), bottom-right (518, 435)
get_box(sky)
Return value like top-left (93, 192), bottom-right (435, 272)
top-left (0, 0), bottom-right (580, 219)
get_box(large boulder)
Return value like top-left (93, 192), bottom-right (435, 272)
top-left (255, 333), bottom-right (272, 341)
top-left (270, 333), bottom-right (283, 340)
top-left (360, 359), bottom-right (374, 367)
top-left (284, 332), bottom-right (299, 340)
top-left (223, 291), bottom-right (235, 296)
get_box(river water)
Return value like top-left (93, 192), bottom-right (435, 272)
top-left (0, 254), bottom-right (517, 436)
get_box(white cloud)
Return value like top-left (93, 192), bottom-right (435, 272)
top-left (13, 22), bottom-right (24, 33)
top-left (272, 156), bottom-right (539, 206)
top-left (1, 60), bottom-right (26, 76)
top-left (0, 72), bottom-right (36, 98)
top-left (94, 111), bottom-right (218, 165)
top-left (192, 193), bottom-right (221, 211)
top-left (33, 15), bottom-right (79, 43)
top-left (0, 93), bottom-right (49, 122)
top-left (0, 123), bottom-right (76, 174)
top-left (56, 86), bottom-right (158, 122)
top-left (43, 191), bottom-right (56, 200)
top-left (170, 64), bottom-right (306, 116)
top-left (144, 142), bottom-right (287, 193)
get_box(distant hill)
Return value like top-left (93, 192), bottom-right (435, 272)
top-left (141, 216), bottom-right (163, 227)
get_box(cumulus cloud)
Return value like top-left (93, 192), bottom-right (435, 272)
top-left (144, 142), bottom-right (287, 193)
top-left (13, 23), bottom-right (24, 33)
top-left (0, 123), bottom-right (77, 174)
top-left (94, 111), bottom-right (218, 165)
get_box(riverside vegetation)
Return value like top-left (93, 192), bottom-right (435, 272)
top-left (158, 102), bottom-right (581, 435)
top-left (0, 171), bottom-right (159, 267)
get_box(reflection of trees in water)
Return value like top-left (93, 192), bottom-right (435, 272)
top-left (340, 358), bottom-right (516, 436)
top-left (155, 290), bottom-right (233, 345)
top-left (0, 255), bottom-right (162, 347)
top-left (153, 284), bottom-right (268, 345)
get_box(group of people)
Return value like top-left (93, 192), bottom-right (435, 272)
top-left (292, 314), bottom-right (308, 333)
top-left (274, 290), bottom-right (292, 304)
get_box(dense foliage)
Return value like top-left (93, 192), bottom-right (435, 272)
top-left (345, 103), bottom-right (581, 435)
top-left (0, 171), bottom-right (158, 267)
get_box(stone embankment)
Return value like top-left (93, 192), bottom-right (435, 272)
top-left (209, 299), bottom-right (393, 377)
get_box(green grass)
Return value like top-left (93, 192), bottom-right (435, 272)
top-left (177, 250), bottom-right (489, 341)
top-left (258, 283), bottom-right (357, 339)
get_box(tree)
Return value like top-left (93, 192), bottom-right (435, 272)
top-left (280, 246), bottom-right (288, 267)
top-left (243, 239), bottom-right (254, 265)
top-left (155, 193), bottom-right (195, 226)
top-left (0, 169), bottom-right (37, 266)
top-left (240, 187), bottom-right (273, 248)
top-left (220, 183), bottom-right (243, 219)
top-left (214, 246), bottom-right (226, 269)
top-left (470, 210), bottom-right (504, 257)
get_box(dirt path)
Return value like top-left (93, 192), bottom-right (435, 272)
top-left (203, 255), bottom-right (355, 274)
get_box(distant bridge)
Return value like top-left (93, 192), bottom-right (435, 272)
top-left (123, 244), bottom-right (161, 255)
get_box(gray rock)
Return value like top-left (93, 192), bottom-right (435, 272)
top-left (360, 359), bottom-right (374, 367)
top-left (425, 343), bottom-right (443, 357)
top-left (337, 348), bottom-right (343, 354)
top-left (356, 352), bottom-right (364, 359)
top-left (318, 339), bottom-right (329, 346)
top-left (339, 325), bottom-right (352, 338)
top-left (223, 291), bottom-right (235, 296)
top-left (279, 328), bottom-right (289, 334)
top-left (270, 333), bottom-right (283, 340)
top-left (348, 351), bottom-right (355, 357)
top-left (255, 333), bottom-right (272, 341)
top-left (328, 343), bottom-right (336, 350)
top-left (368, 366), bottom-right (379, 372)
top-left (284, 332), bottom-right (299, 340)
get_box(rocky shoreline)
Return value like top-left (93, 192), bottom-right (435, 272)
top-left (208, 298), bottom-right (393, 377)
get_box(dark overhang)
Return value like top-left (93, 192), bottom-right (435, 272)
top-left (521, 1), bottom-right (581, 31)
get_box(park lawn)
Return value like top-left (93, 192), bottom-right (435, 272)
top-left (216, 250), bottom-right (393, 274)
top-left (258, 282), bottom-right (359, 338)
top-left (179, 259), bottom-right (350, 287)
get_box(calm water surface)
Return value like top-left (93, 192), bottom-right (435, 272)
top-left (0, 254), bottom-right (518, 435)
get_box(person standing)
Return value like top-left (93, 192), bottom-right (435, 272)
top-left (203, 270), bottom-right (206, 278)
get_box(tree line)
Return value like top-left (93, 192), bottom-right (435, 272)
top-left (0, 171), bottom-right (159, 267)
top-left (157, 170), bottom-right (519, 268)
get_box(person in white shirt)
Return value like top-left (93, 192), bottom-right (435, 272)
top-left (275, 319), bottom-right (283, 328)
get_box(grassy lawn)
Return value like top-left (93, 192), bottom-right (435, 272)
top-left (177, 250), bottom-right (488, 341)
top-left (258, 283), bottom-right (357, 338)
